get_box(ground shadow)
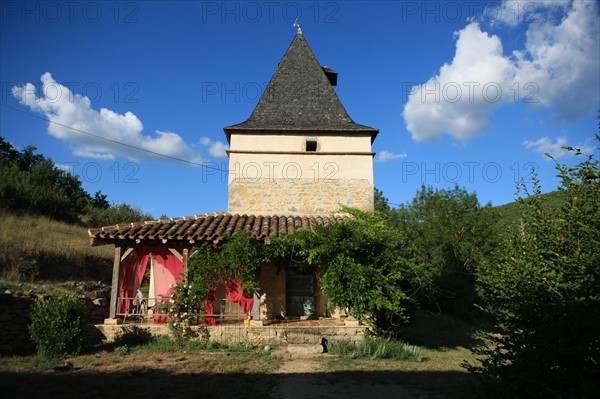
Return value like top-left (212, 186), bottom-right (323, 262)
top-left (0, 368), bottom-right (477, 399)
top-left (396, 310), bottom-right (484, 349)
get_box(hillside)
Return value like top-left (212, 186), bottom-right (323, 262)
top-left (0, 211), bottom-right (113, 296)
top-left (493, 190), bottom-right (566, 229)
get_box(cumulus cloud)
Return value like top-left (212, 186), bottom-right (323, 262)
top-left (376, 150), bottom-right (407, 163)
top-left (403, 0), bottom-right (599, 142)
top-left (199, 136), bottom-right (228, 157)
top-left (523, 136), bottom-right (595, 159)
top-left (12, 73), bottom-right (203, 163)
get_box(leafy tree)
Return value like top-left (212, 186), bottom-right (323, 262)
top-left (374, 187), bottom-right (391, 213)
top-left (0, 136), bottom-right (19, 164)
top-left (399, 185), bottom-right (498, 320)
top-left (86, 203), bottom-right (153, 227)
top-left (91, 190), bottom-right (110, 210)
top-left (0, 135), bottom-right (154, 227)
top-left (468, 134), bottom-right (600, 397)
top-left (0, 140), bottom-right (90, 223)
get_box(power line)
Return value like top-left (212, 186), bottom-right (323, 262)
top-left (0, 102), bottom-right (227, 172)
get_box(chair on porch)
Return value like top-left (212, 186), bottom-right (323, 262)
top-left (124, 289), bottom-right (147, 322)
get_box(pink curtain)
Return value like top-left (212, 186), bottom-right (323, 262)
top-left (118, 247), bottom-right (151, 314)
top-left (152, 247), bottom-right (185, 324)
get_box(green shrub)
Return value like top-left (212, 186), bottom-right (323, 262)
top-left (28, 295), bottom-right (88, 358)
top-left (113, 326), bottom-right (154, 347)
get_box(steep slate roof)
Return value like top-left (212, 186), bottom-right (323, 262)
top-left (224, 32), bottom-right (378, 141)
top-left (88, 213), bottom-right (352, 246)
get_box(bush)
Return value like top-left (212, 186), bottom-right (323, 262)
top-left (113, 326), bottom-right (154, 347)
top-left (28, 295), bottom-right (88, 358)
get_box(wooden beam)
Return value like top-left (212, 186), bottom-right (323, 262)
top-left (109, 246), bottom-right (122, 319)
top-left (168, 248), bottom-right (183, 262)
top-left (120, 247), bottom-right (134, 262)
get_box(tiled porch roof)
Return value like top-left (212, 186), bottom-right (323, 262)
top-left (88, 212), bottom-right (351, 247)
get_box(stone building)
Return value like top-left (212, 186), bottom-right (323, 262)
top-left (226, 30), bottom-right (378, 214)
top-left (89, 30), bottom-right (378, 324)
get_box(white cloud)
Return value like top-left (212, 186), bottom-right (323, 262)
top-left (403, 0), bottom-right (599, 142)
top-left (200, 136), bottom-right (228, 157)
top-left (376, 150), bottom-right (407, 163)
top-left (12, 73), bottom-right (202, 163)
top-left (523, 136), bottom-right (594, 159)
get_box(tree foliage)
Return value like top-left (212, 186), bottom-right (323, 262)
top-left (0, 137), bottom-right (90, 223)
top-left (468, 134), bottom-right (600, 397)
top-left (0, 136), bottom-right (151, 226)
top-left (383, 185), bottom-right (498, 320)
top-left (85, 202), bottom-right (153, 227)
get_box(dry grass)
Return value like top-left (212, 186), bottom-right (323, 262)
top-left (0, 211), bottom-right (113, 294)
top-left (0, 345), bottom-right (283, 399)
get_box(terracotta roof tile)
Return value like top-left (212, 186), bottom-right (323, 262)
top-left (88, 213), bottom-right (351, 246)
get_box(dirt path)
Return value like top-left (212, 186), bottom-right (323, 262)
top-left (269, 351), bottom-right (445, 399)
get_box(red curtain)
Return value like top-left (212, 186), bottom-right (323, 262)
top-left (225, 279), bottom-right (254, 315)
top-left (204, 287), bottom-right (217, 326)
top-left (204, 279), bottom-right (254, 325)
top-left (118, 247), bottom-right (150, 314)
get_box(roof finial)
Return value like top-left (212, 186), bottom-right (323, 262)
top-left (293, 18), bottom-right (302, 34)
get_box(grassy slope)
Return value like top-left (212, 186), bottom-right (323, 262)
top-left (0, 211), bottom-right (114, 295)
top-left (493, 190), bottom-right (565, 230)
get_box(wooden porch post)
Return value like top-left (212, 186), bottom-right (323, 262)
top-left (252, 266), bottom-right (261, 320)
top-left (182, 248), bottom-right (189, 280)
top-left (107, 245), bottom-right (122, 322)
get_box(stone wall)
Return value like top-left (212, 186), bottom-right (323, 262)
top-left (0, 291), bottom-right (109, 355)
top-left (0, 291), bottom-right (35, 355)
top-left (259, 263), bottom-right (286, 320)
top-left (228, 178), bottom-right (373, 214)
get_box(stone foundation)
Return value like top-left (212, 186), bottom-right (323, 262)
top-left (95, 320), bottom-right (367, 345)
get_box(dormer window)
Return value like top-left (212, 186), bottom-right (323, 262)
top-left (306, 139), bottom-right (318, 152)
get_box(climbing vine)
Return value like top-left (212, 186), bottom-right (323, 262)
top-left (165, 210), bottom-right (430, 332)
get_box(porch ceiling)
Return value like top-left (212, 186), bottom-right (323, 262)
top-left (88, 212), bottom-right (352, 247)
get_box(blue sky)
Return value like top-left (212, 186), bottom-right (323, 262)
top-left (1, 0), bottom-right (598, 218)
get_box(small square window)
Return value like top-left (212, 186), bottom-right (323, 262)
top-left (306, 139), bottom-right (317, 152)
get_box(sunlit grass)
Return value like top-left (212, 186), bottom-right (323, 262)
top-left (0, 211), bottom-right (113, 291)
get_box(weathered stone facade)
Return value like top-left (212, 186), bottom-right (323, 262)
top-left (229, 178), bottom-right (374, 214)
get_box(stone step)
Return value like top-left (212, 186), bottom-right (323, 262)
top-left (286, 343), bottom-right (324, 354)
